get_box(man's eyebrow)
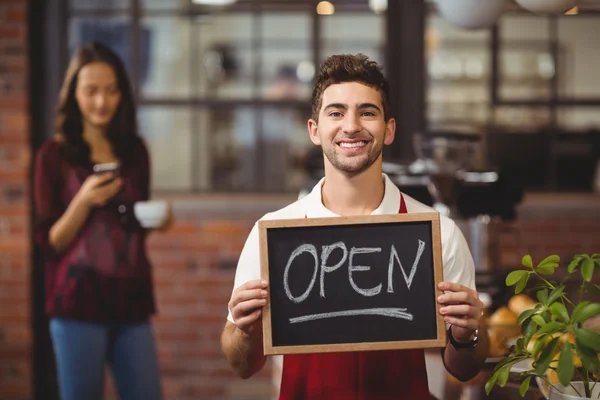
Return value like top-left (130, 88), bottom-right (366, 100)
top-left (323, 103), bottom-right (347, 112)
top-left (357, 103), bottom-right (381, 112)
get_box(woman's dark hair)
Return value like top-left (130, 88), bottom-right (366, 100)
top-left (56, 41), bottom-right (139, 165)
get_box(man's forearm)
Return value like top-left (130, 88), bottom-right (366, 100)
top-left (442, 324), bottom-right (489, 382)
top-left (221, 321), bottom-right (267, 379)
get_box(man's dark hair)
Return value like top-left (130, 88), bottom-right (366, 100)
top-left (311, 54), bottom-right (391, 122)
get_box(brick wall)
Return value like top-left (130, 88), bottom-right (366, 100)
top-left (0, 0), bottom-right (31, 399)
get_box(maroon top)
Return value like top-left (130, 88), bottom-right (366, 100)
top-left (34, 139), bottom-right (156, 323)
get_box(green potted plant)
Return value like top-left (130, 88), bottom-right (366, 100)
top-left (485, 253), bottom-right (600, 399)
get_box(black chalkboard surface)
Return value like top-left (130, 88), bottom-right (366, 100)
top-left (258, 212), bottom-right (446, 355)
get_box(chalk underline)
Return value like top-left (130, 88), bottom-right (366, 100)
top-left (289, 308), bottom-right (413, 324)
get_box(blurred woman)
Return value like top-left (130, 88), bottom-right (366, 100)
top-left (34, 41), bottom-right (171, 400)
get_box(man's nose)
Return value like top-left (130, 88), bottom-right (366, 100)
top-left (343, 114), bottom-right (361, 134)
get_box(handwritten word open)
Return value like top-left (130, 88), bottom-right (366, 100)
top-left (283, 240), bottom-right (426, 323)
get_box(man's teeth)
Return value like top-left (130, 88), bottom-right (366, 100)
top-left (339, 141), bottom-right (367, 148)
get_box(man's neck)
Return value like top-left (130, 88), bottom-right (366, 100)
top-left (320, 163), bottom-right (385, 217)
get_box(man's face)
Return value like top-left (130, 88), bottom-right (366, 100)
top-left (308, 82), bottom-right (395, 176)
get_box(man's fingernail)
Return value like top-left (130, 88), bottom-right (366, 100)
top-left (438, 296), bottom-right (443, 302)
top-left (261, 280), bottom-right (268, 286)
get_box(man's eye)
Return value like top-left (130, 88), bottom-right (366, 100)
top-left (329, 112), bottom-right (342, 117)
top-left (362, 112), bottom-right (375, 117)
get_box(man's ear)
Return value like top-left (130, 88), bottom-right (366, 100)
top-left (308, 119), bottom-right (321, 146)
top-left (384, 118), bottom-right (396, 145)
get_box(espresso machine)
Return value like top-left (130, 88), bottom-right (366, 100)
top-left (388, 131), bottom-right (522, 307)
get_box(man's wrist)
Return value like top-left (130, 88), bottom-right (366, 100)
top-left (448, 325), bottom-right (479, 349)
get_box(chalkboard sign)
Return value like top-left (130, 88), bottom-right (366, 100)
top-left (258, 212), bottom-right (446, 355)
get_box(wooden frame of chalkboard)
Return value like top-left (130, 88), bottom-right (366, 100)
top-left (258, 212), bottom-right (446, 355)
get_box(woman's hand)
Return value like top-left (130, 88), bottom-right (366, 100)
top-left (74, 172), bottom-right (122, 210)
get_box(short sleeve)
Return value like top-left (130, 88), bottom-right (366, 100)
top-left (441, 219), bottom-right (476, 291)
top-left (226, 223), bottom-right (261, 323)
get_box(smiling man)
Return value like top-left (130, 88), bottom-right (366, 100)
top-left (221, 54), bottom-right (488, 399)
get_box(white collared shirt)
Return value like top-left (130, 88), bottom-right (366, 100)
top-left (227, 173), bottom-right (475, 322)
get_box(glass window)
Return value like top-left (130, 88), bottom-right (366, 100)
top-left (557, 16), bottom-right (600, 99)
top-left (260, 13), bottom-right (312, 99)
top-left (69, 16), bottom-right (132, 76)
top-left (498, 16), bottom-right (552, 101)
top-left (70, 0), bottom-right (129, 10)
top-left (141, 0), bottom-right (187, 10)
top-left (139, 17), bottom-right (192, 98)
top-left (138, 107), bottom-right (193, 191)
top-left (258, 107), bottom-right (313, 193)
top-left (195, 14), bottom-right (255, 99)
top-left (493, 106), bottom-right (550, 133)
top-left (558, 107), bottom-right (600, 131)
top-left (426, 15), bottom-right (490, 129)
top-left (322, 13), bottom-right (385, 63)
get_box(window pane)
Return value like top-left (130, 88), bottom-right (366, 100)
top-left (70, 0), bottom-right (129, 10)
top-left (426, 15), bottom-right (489, 128)
top-left (498, 16), bottom-right (552, 101)
top-left (558, 17), bottom-right (600, 98)
top-left (558, 107), bottom-right (600, 131)
top-left (140, 17), bottom-right (192, 98)
top-left (205, 107), bottom-right (258, 191)
top-left (259, 107), bottom-right (313, 193)
top-left (260, 13), bottom-right (312, 99)
top-left (494, 106), bottom-right (550, 132)
top-left (138, 107), bottom-right (193, 191)
top-left (196, 14), bottom-right (255, 99)
top-left (322, 13), bottom-right (385, 63)
top-left (141, 0), bottom-right (187, 10)
top-left (69, 17), bottom-right (132, 77)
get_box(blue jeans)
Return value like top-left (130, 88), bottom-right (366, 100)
top-left (50, 318), bottom-right (162, 400)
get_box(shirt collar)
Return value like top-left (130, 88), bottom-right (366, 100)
top-left (304, 173), bottom-right (401, 218)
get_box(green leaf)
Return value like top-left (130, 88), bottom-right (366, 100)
top-left (515, 274), bottom-right (530, 294)
top-left (485, 370), bottom-right (499, 396)
top-left (535, 337), bottom-right (560, 375)
top-left (517, 308), bottom-right (538, 325)
top-left (537, 264), bottom-right (557, 275)
top-left (521, 318), bottom-right (538, 337)
top-left (532, 315), bottom-right (546, 326)
top-left (532, 338), bottom-right (546, 358)
top-left (538, 255), bottom-right (560, 267)
top-left (536, 289), bottom-right (549, 305)
top-left (549, 302), bottom-right (569, 323)
top-left (558, 342), bottom-right (574, 386)
top-left (519, 376), bottom-right (532, 397)
top-left (574, 328), bottom-right (600, 352)
top-left (506, 270), bottom-right (529, 286)
top-left (537, 321), bottom-right (565, 336)
top-left (582, 283), bottom-right (600, 295)
top-left (568, 258), bottom-right (580, 273)
top-left (497, 363), bottom-right (512, 387)
top-left (572, 302), bottom-right (600, 324)
top-left (547, 286), bottom-right (565, 305)
top-left (522, 255), bottom-right (533, 268)
top-left (575, 339), bottom-right (600, 373)
top-left (581, 259), bottom-right (595, 282)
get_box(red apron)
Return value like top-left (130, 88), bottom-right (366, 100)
top-left (279, 195), bottom-right (430, 400)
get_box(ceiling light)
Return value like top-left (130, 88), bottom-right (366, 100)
top-left (192, 0), bottom-right (237, 6)
top-left (316, 1), bottom-right (335, 15)
top-left (369, 0), bottom-right (387, 14)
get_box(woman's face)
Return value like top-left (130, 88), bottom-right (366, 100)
top-left (75, 62), bottom-right (121, 129)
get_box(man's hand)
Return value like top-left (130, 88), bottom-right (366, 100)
top-left (228, 280), bottom-right (269, 337)
top-left (437, 281), bottom-right (483, 342)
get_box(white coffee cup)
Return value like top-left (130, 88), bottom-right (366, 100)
top-left (133, 200), bottom-right (168, 228)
